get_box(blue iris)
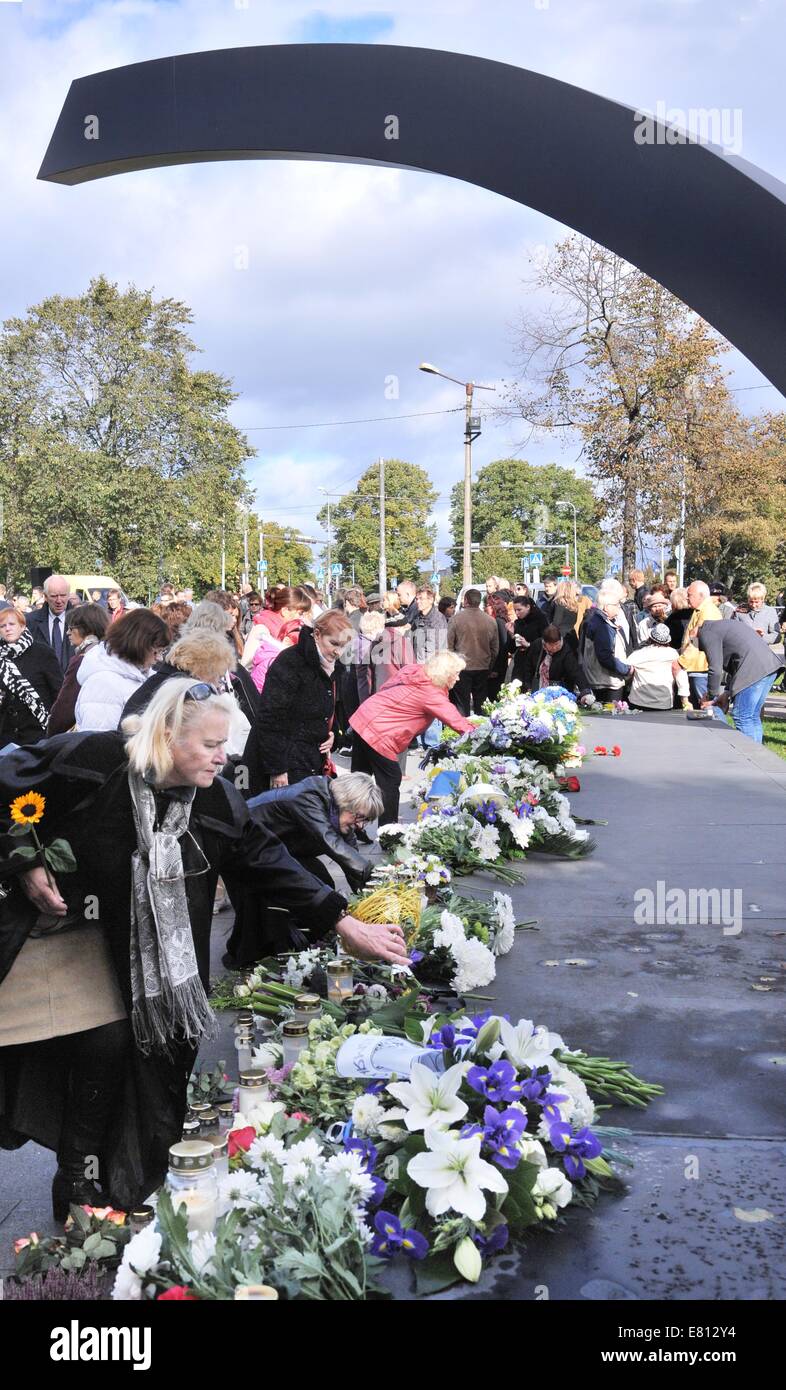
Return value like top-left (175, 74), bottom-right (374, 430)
top-left (548, 1122), bottom-right (603, 1179)
top-left (479, 1104), bottom-right (528, 1170)
top-left (370, 1211), bottom-right (429, 1260)
top-left (517, 1068), bottom-right (552, 1102)
top-left (467, 1060), bottom-right (522, 1104)
top-left (474, 1223), bottom-right (510, 1255)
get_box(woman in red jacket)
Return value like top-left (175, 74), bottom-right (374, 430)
top-left (349, 650), bottom-right (474, 823)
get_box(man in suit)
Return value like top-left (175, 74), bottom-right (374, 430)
top-left (27, 574), bottom-right (73, 674)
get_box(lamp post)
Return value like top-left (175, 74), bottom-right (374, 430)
top-left (555, 500), bottom-right (578, 582)
top-left (419, 363), bottom-right (496, 590)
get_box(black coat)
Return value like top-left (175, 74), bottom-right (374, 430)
top-left (0, 732), bottom-right (346, 1205)
top-left (245, 626), bottom-right (336, 791)
top-left (121, 654), bottom-right (260, 725)
top-left (0, 640), bottom-right (63, 747)
top-left (511, 607), bottom-right (548, 682)
top-left (27, 606), bottom-right (71, 674)
top-left (247, 776), bottom-right (373, 894)
top-left (525, 639), bottom-right (592, 696)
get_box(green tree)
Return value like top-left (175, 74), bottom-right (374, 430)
top-left (317, 460), bottom-right (437, 590)
top-left (0, 276), bottom-right (254, 596)
top-left (507, 236), bottom-right (739, 573)
top-left (255, 519), bottom-right (316, 588)
top-left (449, 459), bottom-right (606, 584)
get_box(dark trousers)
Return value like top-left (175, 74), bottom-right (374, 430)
top-left (451, 669), bottom-right (489, 717)
top-left (351, 733), bottom-right (402, 825)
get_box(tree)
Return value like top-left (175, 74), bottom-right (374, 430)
top-left (687, 412), bottom-right (786, 594)
top-left (449, 458), bottom-right (606, 584)
top-left (0, 276), bottom-right (254, 596)
top-left (317, 460), bottom-right (437, 590)
top-left (255, 519), bottom-right (315, 588)
top-left (506, 236), bottom-right (741, 572)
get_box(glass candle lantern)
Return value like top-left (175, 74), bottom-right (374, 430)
top-left (166, 1141), bottom-right (218, 1234)
top-left (236, 1009), bottom-right (254, 1028)
top-left (189, 1101), bottom-right (212, 1119)
top-left (234, 1285), bottom-right (279, 1300)
top-left (199, 1108), bottom-right (218, 1136)
top-left (216, 1102), bottom-right (235, 1133)
top-left (128, 1206), bottom-right (155, 1236)
top-left (235, 1027), bottom-right (255, 1074)
top-left (182, 1115), bottom-right (201, 1141)
top-left (293, 993), bottom-right (321, 1025)
top-left (326, 958), bottom-right (354, 1005)
top-left (204, 1132), bottom-right (229, 1182)
top-left (237, 1070), bottom-right (268, 1114)
top-left (282, 1020), bottom-right (309, 1067)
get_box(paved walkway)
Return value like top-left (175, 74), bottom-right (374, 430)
top-left (2, 714), bottom-right (785, 1298)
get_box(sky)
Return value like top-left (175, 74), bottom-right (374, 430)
top-left (0, 0), bottom-right (783, 579)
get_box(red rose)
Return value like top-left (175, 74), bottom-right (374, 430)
top-left (593, 745), bottom-right (607, 756)
top-left (611, 745), bottom-right (622, 757)
top-left (227, 1126), bottom-right (256, 1158)
top-left (559, 775), bottom-right (581, 792)
top-left (158, 1286), bottom-right (199, 1300)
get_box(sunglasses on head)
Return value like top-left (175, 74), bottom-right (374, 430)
top-left (184, 682), bottom-right (217, 702)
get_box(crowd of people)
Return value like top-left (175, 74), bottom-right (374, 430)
top-left (0, 562), bottom-right (783, 1218)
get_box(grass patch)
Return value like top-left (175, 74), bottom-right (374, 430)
top-left (763, 718), bottom-right (786, 760)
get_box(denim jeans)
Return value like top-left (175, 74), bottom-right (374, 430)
top-left (688, 674), bottom-right (728, 722)
top-left (731, 673), bottom-right (777, 742)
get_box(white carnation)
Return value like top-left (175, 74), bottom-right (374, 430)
top-left (450, 936), bottom-right (496, 992)
top-left (112, 1225), bottom-right (162, 1301)
top-left (351, 1092), bottom-right (388, 1137)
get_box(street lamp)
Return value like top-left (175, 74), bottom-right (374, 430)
top-left (555, 501), bottom-right (578, 582)
top-left (420, 362), bottom-right (496, 589)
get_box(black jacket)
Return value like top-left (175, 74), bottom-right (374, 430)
top-left (247, 776), bottom-right (373, 894)
top-left (246, 626), bottom-right (336, 789)
top-left (511, 606), bottom-right (548, 682)
top-left (121, 660), bottom-right (260, 726)
top-left (0, 640), bottom-right (63, 747)
top-left (0, 732), bottom-right (346, 1205)
top-left (525, 639), bottom-right (592, 696)
top-left (27, 606), bottom-right (71, 674)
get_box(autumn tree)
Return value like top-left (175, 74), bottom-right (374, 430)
top-left (506, 236), bottom-right (742, 573)
top-left (317, 460), bottom-right (437, 590)
top-left (0, 276), bottom-right (254, 596)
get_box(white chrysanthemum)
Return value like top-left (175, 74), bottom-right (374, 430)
top-left (450, 936), bottom-right (497, 993)
top-left (112, 1225), bottom-right (162, 1301)
top-left (473, 824), bottom-right (501, 861)
top-left (351, 1092), bottom-right (388, 1137)
top-left (491, 892), bottom-right (516, 955)
top-left (435, 910), bottom-right (466, 950)
top-left (499, 807), bottom-right (535, 850)
top-left (223, 1169), bottom-right (267, 1209)
top-left (248, 1134), bottom-right (287, 1168)
top-left (549, 1063), bottom-right (597, 1128)
top-left (283, 1136), bottom-right (323, 1168)
top-left (532, 809), bottom-right (562, 836)
top-left (325, 1150), bottom-right (376, 1202)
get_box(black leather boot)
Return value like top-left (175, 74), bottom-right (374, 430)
top-left (51, 1163), bottom-right (106, 1223)
top-left (52, 1025), bottom-right (127, 1223)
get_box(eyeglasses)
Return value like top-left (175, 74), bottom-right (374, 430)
top-left (184, 682), bottom-right (217, 702)
top-left (348, 814), bottom-right (368, 828)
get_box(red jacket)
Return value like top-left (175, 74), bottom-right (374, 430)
top-left (349, 663), bottom-right (473, 759)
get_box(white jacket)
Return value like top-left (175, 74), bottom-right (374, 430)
top-left (627, 644), bottom-right (690, 711)
top-left (75, 642), bottom-right (149, 731)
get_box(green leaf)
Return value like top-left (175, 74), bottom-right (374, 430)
top-left (45, 839), bottom-right (77, 873)
top-left (404, 1015), bottom-right (427, 1043)
top-left (584, 1155), bottom-right (614, 1179)
top-left (8, 845), bottom-right (37, 861)
top-left (414, 1249), bottom-right (461, 1297)
top-left (501, 1159), bottom-right (540, 1232)
top-left (7, 823), bottom-right (33, 838)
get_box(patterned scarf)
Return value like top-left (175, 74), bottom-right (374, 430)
top-left (127, 771), bottom-right (218, 1056)
top-left (0, 627), bottom-right (49, 732)
top-left (538, 650), bottom-right (552, 689)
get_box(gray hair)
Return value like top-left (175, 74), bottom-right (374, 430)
top-left (182, 601), bottom-right (229, 635)
top-left (330, 772), bottom-right (385, 821)
top-left (597, 580), bottom-right (625, 612)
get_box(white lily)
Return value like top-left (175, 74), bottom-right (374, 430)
top-left (495, 1018), bottom-right (566, 1070)
top-left (386, 1061), bottom-right (468, 1132)
top-left (407, 1126), bottom-right (508, 1222)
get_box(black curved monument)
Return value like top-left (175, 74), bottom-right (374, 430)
top-left (39, 44), bottom-right (786, 393)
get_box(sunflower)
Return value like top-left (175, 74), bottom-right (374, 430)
top-left (10, 792), bottom-right (46, 825)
